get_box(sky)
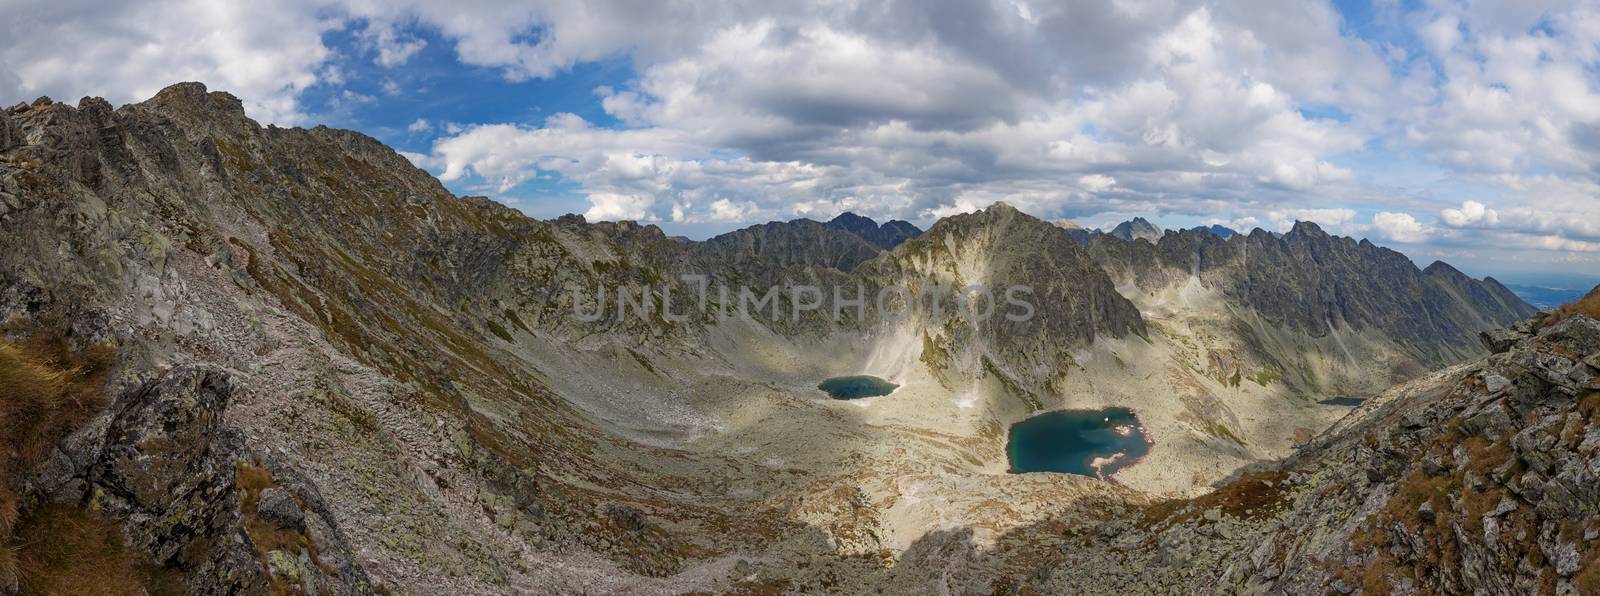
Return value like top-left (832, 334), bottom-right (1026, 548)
top-left (1, 0), bottom-right (1599, 286)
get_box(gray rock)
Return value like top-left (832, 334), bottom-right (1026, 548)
top-left (1546, 540), bottom-right (1582, 577)
top-left (1483, 373), bottom-right (1511, 394)
top-left (257, 487), bottom-right (306, 532)
top-left (1480, 328), bottom-right (1523, 353)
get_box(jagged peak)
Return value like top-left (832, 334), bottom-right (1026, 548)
top-left (140, 81), bottom-right (253, 127)
top-left (1285, 220), bottom-right (1327, 238)
top-left (985, 201), bottom-right (1020, 214)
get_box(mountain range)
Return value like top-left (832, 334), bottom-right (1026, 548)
top-left (0, 84), bottom-right (1589, 594)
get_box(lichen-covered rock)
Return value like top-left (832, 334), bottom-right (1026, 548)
top-left (257, 487), bottom-right (305, 532)
top-left (25, 365), bottom-right (371, 594)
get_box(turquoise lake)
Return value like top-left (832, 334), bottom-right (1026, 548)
top-left (1007, 407), bottom-right (1151, 478)
top-left (817, 375), bottom-right (899, 399)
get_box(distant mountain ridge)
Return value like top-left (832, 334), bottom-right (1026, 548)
top-left (1188, 224), bottom-right (1237, 238)
top-left (1087, 221), bottom-right (1534, 385)
top-left (825, 212), bottom-right (921, 249)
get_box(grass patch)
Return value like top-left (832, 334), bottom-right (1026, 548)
top-left (10, 504), bottom-right (182, 596)
top-left (1138, 470), bottom-right (1288, 529)
top-left (0, 328), bottom-right (116, 590)
top-left (484, 319), bottom-right (513, 342)
top-left (1204, 421), bottom-right (1246, 446)
top-left (234, 461), bottom-right (325, 594)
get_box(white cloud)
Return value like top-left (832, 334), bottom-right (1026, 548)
top-left (1078, 174), bottom-right (1116, 192)
top-left (1266, 208), bottom-right (1358, 232)
top-left (583, 192), bottom-right (654, 221)
top-left (1373, 211), bottom-right (1431, 243)
top-left (1439, 200), bottom-right (1498, 228)
top-left (707, 198), bottom-right (760, 222)
top-left (360, 21), bottom-right (427, 67)
top-left (407, 118), bottom-right (432, 133)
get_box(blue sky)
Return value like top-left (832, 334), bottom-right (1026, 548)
top-left (2, 0), bottom-right (1598, 286)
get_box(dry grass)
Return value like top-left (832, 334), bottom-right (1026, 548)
top-left (10, 504), bottom-right (182, 596)
top-left (1543, 287), bottom-right (1600, 328)
top-left (235, 461), bottom-right (327, 595)
top-left (1137, 470), bottom-right (1290, 529)
top-left (0, 328), bottom-right (116, 590)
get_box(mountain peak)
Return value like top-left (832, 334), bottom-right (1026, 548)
top-left (824, 211), bottom-right (921, 249)
top-left (140, 81), bottom-right (253, 131)
top-left (984, 201), bottom-right (1021, 215)
top-left (1109, 217), bottom-right (1163, 243)
top-left (1285, 220), bottom-right (1327, 238)
top-left (828, 212), bottom-right (873, 225)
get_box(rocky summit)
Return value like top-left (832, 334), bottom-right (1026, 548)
top-left (0, 84), bottom-right (1590, 594)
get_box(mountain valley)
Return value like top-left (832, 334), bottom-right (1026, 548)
top-left (0, 84), bottom-right (1591, 595)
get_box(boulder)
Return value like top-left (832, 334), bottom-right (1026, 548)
top-left (257, 487), bottom-right (306, 532)
top-left (1480, 328), bottom-right (1523, 353)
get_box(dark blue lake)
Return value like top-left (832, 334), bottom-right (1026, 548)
top-left (1007, 407), bottom-right (1151, 478)
top-left (817, 375), bottom-right (899, 400)
top-left (1318, 397), bottom-right (1366, 406)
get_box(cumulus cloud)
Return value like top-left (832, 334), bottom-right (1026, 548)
top-left (584, 192), bottom-right (654, 221)
top-left (1440, 200), bottom-right (1499, 228)
top-left (1266, 208), bottom-right (1358, 232)
top-left (408, 2), bottom-right (1383, 226)
top-left (1373, 212), bottom-right (1431, 243)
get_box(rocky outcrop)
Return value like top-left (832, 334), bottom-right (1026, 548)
top-left (30, 366), bottom-right (370, 594)
top-left (861, 203), bottom-right (1147, 396)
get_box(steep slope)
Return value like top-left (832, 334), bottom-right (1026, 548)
top-left (0, 84), bottom-right (791, 592)
top-left (859, 203), bottom-right (1146, 398)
